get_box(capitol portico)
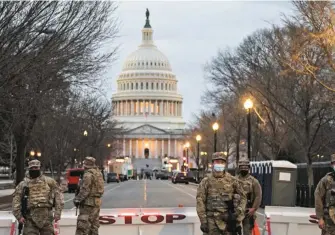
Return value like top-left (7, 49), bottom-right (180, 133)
top-left (110, 9), bottom-right (188, 171)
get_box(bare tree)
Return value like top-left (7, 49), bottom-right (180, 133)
top-left (280, 1), bottom-right (335, 92)
top-left (0, 2), bottom-right (119, 185)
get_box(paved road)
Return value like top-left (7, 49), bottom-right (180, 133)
top-left (63, 179), bottom-right (198, 209)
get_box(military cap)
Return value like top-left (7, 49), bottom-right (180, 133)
top-left (212, 152), bottom-right (227, 162)
top-left (238, 157), bottom-right (250, 166)
top-left (28, 159), bottom-right (41, 169)
top-left (331, 154), bottom-right (335, 163)
top-left (83, 156), bottom-right (96, 168)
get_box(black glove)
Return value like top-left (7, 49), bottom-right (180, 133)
top-left (200, 223), bottom-right (209, 233)
top-left (230, 212), bottom-right (237, 221)
top-left (73, 199), bottom-right (80, 207)
top-left (236, 225), bottom-right (242, 235)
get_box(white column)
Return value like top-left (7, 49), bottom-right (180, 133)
top-left (136, 139), bottom-right (138, 158)
top-left (123, 138), bottom-right (126, 156)
top-left (155, 140), bottom-right (158, 158)
top-left (174, 139), bottom-right (177, 157)
top-left (162, 140), bottom-right (164, 156)
top-left (137, 100), bottom-right (140, 115)
top-left (148, 100), bottom-right (151, 115)
top-left (142, 139), bottom-right (144, 158)
top-left (155, 100), bottom-right (158, 115)
top-left (129, 139), bottom-right (132, 157)
top-left (160, 101), bottom-right (163, 116)
top-left (168, 138), bottom-right (171, 157)
top-left (126, 100), bottom-right (128, 116)
top-left (131, 101), bottom-right (134, 115)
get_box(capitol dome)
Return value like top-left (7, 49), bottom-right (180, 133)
top-left (111, 9), bottom-right (185, 131)
top-left (122, 45), bottom-right (172, 72)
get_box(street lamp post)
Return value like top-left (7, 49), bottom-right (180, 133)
top-left (212, 122), bottom-right (219, 152)
top-left (244, 98), bottom-right (253, 161)
top-left (185, 142), bottom-right (190, 169)
top-left (196, 135), bottom-right (201, 182)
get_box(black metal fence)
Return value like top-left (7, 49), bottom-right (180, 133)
top-left (296, 161), bottom-right (331, 208)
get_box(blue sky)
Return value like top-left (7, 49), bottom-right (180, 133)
top-left (103, 1), bottom-right (294, 124)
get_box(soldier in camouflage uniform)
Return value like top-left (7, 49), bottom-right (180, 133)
top-left (12, 159), bottom-right (63, 234)
top-left (74, 157), bottom-right (104, 235)
top-left (315, 154), bottom-right (335, 235)
top-left (196, 152), bottom-right (247, 235)
top-left (236, 157), bottom-right (262, 235)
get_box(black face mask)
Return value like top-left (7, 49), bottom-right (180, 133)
top-left (29, 170), bottom-right (41, 179)
top-left (240, 170), bottom-right (249, 177)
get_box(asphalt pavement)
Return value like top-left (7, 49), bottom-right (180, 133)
top-left (63, 179), bottom-right (198, 209)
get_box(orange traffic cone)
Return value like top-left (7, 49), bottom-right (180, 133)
top-left (252, 222), bottom-right (261, 235)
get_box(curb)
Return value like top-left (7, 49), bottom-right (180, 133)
top-left (0, 184), bottom-right (14, 190)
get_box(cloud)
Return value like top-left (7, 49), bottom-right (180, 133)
top-left (104, 1), bottom-right (294, 124)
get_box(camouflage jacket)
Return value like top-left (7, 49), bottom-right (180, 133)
top-left (12, 174), bottom-right (63, 220)
top-left (75, 167), bottom-right (104, 206)
top-left (237, 173), bottom-right (262, 210)
top-left (196, 172), bottom-right (247, 224)
top-left (315, 172), bottom-right (335, 220)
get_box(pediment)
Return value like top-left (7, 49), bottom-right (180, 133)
top-left (126, 124), bottom-right (167, 135)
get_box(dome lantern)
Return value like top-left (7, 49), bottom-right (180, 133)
top-left (141, 8), bottom-right (154, 47)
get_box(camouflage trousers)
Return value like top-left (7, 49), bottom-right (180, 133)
top-left (22, 217), bottom-right (54, 235)
top-left (322, 225), bottom-right (335, 235)
top-left (75, 205), bottom-right (100, 235)
top-left (203, 218), bottom-right (240, 235)
top-left (242, 214), bottom-right (256, 235)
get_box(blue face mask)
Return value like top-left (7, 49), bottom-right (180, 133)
top-left (213, 164), bottom-right (225, 172)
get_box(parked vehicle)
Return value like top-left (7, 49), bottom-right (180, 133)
top-left (66, 168), bottom-right (84, 193)
top-left (172, 172), bottom-right (189, 184)
top-left (156, 170), bottom-right (169, 180)
top-left (107, 172), bottom-right (120, 183)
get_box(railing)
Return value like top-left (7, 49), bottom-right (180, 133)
top-left (295, 184), bottom-right (315, 208)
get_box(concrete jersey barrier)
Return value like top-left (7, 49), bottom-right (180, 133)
top-left (265, 206), bottom-right (320, 235)
top-left (1, 208), bottom-right (203, 235)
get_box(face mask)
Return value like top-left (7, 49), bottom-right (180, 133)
top-left (29, 170), bottom-right (41, 179)
top-left (213, 164), bottom-right (225, 172)
top-left (240, 170), bottom-right (249, 176)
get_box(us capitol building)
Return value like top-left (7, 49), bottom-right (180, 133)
top-left (110, 9), bottom-right (189, 173)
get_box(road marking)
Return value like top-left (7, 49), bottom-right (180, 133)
top-left (104, 185), bottom-right (120, 193)
top-left (68, 185), bottom-right (121, 210)
top-left (163, 182), bottom-right (196, 199)
top-left (144, 179), bottom-right (147, 202)
top-left (64, 183), bottom-right (121, 203)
